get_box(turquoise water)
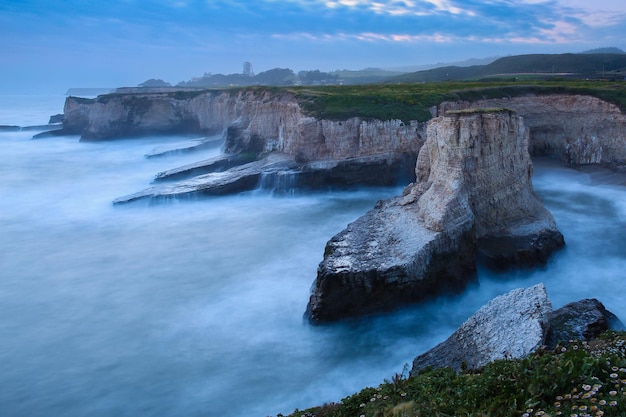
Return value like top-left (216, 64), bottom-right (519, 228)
top-left (1, 95), bottom-right (625, 416)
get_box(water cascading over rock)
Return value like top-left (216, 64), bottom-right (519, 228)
top-left (305, 109), bottom-right (565, 323)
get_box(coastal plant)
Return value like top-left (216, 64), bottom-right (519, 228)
top-left (280, 331), bottom-right (626, 417)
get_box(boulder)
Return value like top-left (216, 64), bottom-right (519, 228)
top-left (545, 298), bottom-right (626, 348)
top-left (410, 284), bottom-right (552, 375)
top-left (306, 109), bottom-right (564, 323)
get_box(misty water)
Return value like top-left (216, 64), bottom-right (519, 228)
top-left (1, 95), bottom-right (625, 417)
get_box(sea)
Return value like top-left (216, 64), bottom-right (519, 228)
top-left (1, 94), bottom-right (625, 417)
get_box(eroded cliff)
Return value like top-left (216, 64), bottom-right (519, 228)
top-left (438, 94), bottom-right (626, 168)
top-left (63, 90), bottom-right (425, 162)
top-left (306, 109), bottom-right (564, 323)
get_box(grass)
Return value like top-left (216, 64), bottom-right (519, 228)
top-left (279, 331), bottom-right (626, 417)
top-left (282, 80), bottom-right (626, 123)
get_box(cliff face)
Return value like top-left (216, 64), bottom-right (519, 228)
top-left (64, 92), bottom-right (626, 170)
top-left (64, 90), bottom-right (425, 162)
top-left (438, 95), bottom-right (626, 168)
top-left (306, 110), bottom-right (564, 323)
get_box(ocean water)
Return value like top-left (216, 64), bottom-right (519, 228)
top-left (1, 95), bottom-right (625, 417)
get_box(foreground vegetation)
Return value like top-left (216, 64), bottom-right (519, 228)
top-left (280, 332), bottom-right (626, 417)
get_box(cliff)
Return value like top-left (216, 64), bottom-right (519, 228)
top-left (438, 94), bottom-right (626, 169)
top-left (63, 90), bottom-right (626, 172)
top-left (63, 90), bottom-right (424, 162)
top-left (306, 109), bottom-right (564, 323)
top-left (64, 90), bottom-right (425, 200)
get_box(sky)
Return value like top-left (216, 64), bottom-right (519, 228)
top-left (1, 0), bottom-right (625, 94)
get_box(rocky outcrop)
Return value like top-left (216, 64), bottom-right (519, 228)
top-left (305, 109), bottom-right (564, 323)
top-left (114, 151), bottom-right (416, 204)
top-left (545, 298), bottom-right (626, 348)
top-left (112, 153), bottom-right (299, 204)
top-left (411, 284), bottom-right (552, 374)
top-left (438, 95), bottom-right (626, 169)
top-left (410, 285), bottom-right (624, 375)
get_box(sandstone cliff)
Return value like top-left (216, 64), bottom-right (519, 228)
top-left (438, 94), bottom-right (626, 169)
top-left (64, 90), bottom-right (425, 199)
top-left (63, 90), bottom-right (425, 162)
top-left (306, 109), bottom-right (564, 323)
top-left (63, 91), bottom-right (626, 171)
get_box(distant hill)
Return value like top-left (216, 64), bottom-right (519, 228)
top-left (386, 56), bottom-right (500, 73)
top-left (387, 53), bottom-right (626, 83)
top-left (581, 47), bottom-right (625, 54)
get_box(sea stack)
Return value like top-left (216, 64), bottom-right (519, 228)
top-left (306, 109), bottom-right (564, 323)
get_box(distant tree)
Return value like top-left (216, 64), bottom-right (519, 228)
top-left (138, 78), bottom-right (172, 87)
top-left (298, 70), bottom-right (339, 85)
top-left (254, 68), bottom-right (297, 85)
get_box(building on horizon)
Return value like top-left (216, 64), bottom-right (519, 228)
top-left (243, 61), bottom-right (254, 77)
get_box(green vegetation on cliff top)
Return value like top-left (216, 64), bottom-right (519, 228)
top-left (281, 331), bottom-right (626, 417)
top-left (93, 80), bottom-right (624, 124)
top-left (286, 80), bottom-right (626, 122)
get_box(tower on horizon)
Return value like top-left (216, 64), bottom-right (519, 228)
top-left (243, 61), bottom-right (254, 77)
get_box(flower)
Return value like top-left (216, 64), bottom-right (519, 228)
top-left (610, 391), bottom-right (618, 396)
top-left (583, 384), bottom-right (592, 391)
top-left (610, 373), bottom-right (619, 379)
top-left (609, 400), bottom-right (617, 406)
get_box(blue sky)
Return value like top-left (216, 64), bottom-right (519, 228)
top-left (1, 0), bottom-right (625, 93)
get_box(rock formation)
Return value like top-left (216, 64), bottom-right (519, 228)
top-left (410, 284), bottom-right (624, 375)
top-left (62, 90), bottom-right (424, 161)
top-left (59, 90), bottom-right (626, 200)
top-left (62, 90), bottom-right (425, 199)
top-left (305, 109), bottom-right (564, 323)
top-left (411, 284), bottom-right (552, 374)
top-left (438, 95), bottom-right (626, 169)
top-left (545, 298), bottom-right (626, 348)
